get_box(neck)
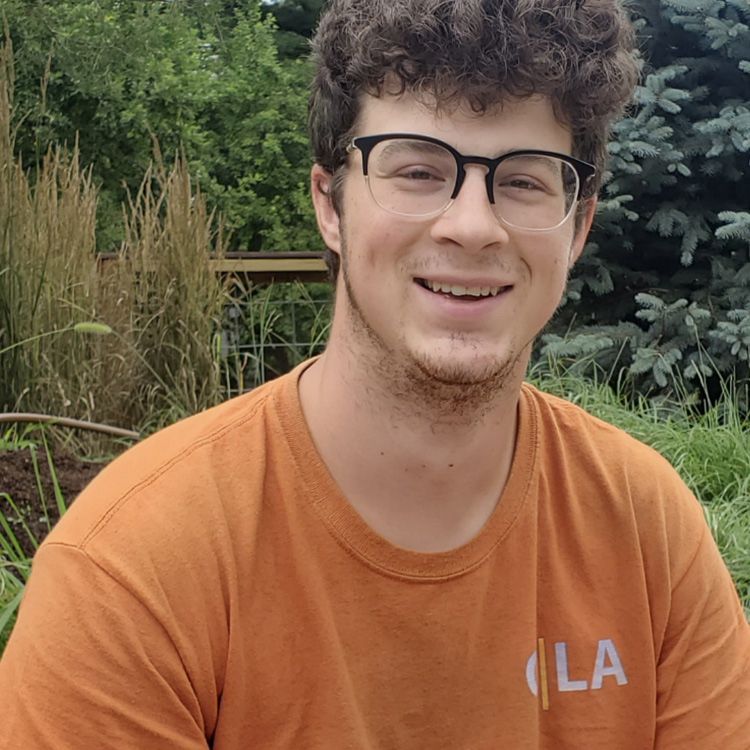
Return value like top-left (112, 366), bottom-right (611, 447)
top-left (298, 338), bottom-right (525, 552)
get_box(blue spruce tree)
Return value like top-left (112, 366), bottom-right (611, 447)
top-left (542, 0), bottom-right (750, 406)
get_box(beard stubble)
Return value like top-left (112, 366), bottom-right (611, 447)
top-left (338, 239), bottom-right (524, 421)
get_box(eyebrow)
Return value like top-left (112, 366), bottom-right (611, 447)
top-left (496, 153), bottom-right (564, 178)
top-left (376, 139), bottom-right (454, 158)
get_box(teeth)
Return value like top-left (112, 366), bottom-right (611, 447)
top-left (424, 280), bottom-right (505, 297)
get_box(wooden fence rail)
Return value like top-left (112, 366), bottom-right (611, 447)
top-left (96, 251), bottom-right (329, 284)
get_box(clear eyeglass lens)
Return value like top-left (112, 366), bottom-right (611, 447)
top-left (367, 139), bottom-right (457, 217)
top-left (494, 154), bottom-right (579, 230)
top-left (365, 139), bottom-right (579, 230)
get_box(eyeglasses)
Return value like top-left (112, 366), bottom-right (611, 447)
top-left (346, 133), bottom-right (595, 232)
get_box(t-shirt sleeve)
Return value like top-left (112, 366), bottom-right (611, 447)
top-left (654, 523), bottom-right (750, 749)
top-left (0, 542), bottom-right (212, 749)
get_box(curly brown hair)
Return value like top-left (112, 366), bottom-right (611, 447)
top-left (309, 0), bottom-right (639, 276)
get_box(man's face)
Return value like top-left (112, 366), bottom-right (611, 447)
top-left (312, 93), bottom-right (594, 396)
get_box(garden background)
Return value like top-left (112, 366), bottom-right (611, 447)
top-left (1, 0), bottom-right (749, 648)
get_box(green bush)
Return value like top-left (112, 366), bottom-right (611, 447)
top-left (0, 0), bottom-right (318, 254)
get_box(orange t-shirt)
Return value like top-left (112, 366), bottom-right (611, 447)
top-left (1, 362), bottom-right (749, 749)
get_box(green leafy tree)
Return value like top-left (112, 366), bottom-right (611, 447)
top-left (197, 3), bottom-right (318, 252)
top-left (0, 0), bottom-right (215, 245)
top-left (0, 0), bottom-right (318, 253)
top-left (260, 0), bottom-right (326, 58)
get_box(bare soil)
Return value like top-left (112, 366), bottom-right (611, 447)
top-left (0, 449), bottom-right (105, 558)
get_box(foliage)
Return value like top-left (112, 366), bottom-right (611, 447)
top-left (540, 0), bottom-right (750, 406)
top-left (0, 434), bottom-right (63, 654)
top-left (0, 31), bottom-right (100, 411)
top-left (0, 0), bottom-right (318, 253)
top-left (112, 151), bottom-right (233, 430)
top-left (196, 4), bottom-right (318, 253)
top-left (261, 0), bottom-right (326, 58)
top-left (223, 280), bottom-right (331, 391)
top-left (4, 0), bottom-right (748, 408)
top-left (0, 574), bottom-right (22, 653)
top-left (0, 32), bottom-right (230, 430)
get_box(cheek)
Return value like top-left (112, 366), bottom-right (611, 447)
top-left (547, 233), bottom-right (577, 275)
top-left (348, 223), bottom-right (422, 275)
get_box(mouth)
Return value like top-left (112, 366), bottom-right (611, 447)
top-left (417, 278), bottom-right (511, 300)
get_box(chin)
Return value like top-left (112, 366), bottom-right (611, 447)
top-left (411, 346), bottom-right (520, 388)
top-left (392, 346), bottom-right (523, 415)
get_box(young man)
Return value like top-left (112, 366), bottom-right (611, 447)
top-left (1, 0), bottom-right (749, 747)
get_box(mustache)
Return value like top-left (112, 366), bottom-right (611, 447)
top-left (399, 254), bottom-right (518, 273)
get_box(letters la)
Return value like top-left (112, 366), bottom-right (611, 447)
top-left (526, 639), bottom-right (628, 706)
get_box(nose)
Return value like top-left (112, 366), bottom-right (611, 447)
top-left (430, 165), bottom-right (509, 251)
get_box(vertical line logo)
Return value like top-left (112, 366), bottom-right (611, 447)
top-left (537, 637), bottom-right (550, 710)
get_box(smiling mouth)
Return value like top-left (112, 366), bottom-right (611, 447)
top-left (417, 279), bottom-right (510, 299)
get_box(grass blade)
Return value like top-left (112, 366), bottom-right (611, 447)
top-left (0, 586), bottom-right (24, 643)
top-left (28, 443), bottom-right (53, 532)
top-left (41, 431), bottom-right (66, 519)
top-left (0, 491), bottom-right (38, 556)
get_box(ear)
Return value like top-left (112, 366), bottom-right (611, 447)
top-left (311, 163), bottom-right (341, 255)
top-left (568, 197), bottom-right (596, 268)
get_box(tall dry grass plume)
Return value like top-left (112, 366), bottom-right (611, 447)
top-left (0, 32), bottom-right (99, 415)
top-left (0, 32), bottom-right (230, 439)
top-left (113, 147), bottom-right (230, 429)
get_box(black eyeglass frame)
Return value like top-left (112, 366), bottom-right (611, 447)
top-left (346, 133), bottom-right (596, 220)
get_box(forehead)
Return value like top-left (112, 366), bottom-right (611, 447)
top-left (356, 92), bottom-right (573, 155)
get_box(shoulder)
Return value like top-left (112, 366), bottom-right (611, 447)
top-left (520, 381), bottom-right (707, 560)
top-left (46, 365), bottom-right (307, 555)
top-left (521, 381), bottom-right (684, 485)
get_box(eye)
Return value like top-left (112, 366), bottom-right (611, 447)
top-left (500, 176), bottom-right (546, 191)
top-left (495, 154), bottom-right (567, 195)
top-left (396, 167), bottom-right (444, 181)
